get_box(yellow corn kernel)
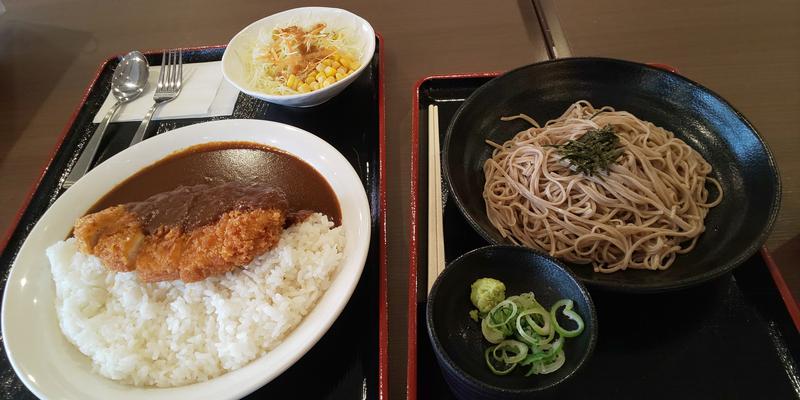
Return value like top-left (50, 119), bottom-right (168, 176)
top-left (331, 60), bottom-right (341, 69)
top-left (335, 71), bottom-right (346, 81)
top-left (324, 76), bottom-right (335, 86)
top-left (336, 67), bottom-right (347, 75)
top-left (298, 83), bottom-right (311, 93)
top-left (305, 75), bottom-right (316, 84)
top-left (310, 81), bottom-right (320, 90)
top-left (315, 63), bottom-right (325, 72)
top-left (316, 73), bottom-right (326, 83)
top-left (324, 66), bottom-right (336, 77)
top-left (333, 53), bottom-right (341, 61)
top-left (322, 59), bottom-right (332, 66)
top-left (286, 74), bottom-right (298, 89)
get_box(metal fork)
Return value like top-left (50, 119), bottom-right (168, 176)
top-left (129, 49), bottom-right (183, 145)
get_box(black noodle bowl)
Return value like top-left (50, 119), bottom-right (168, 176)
top-left (443, 58), bottom-right (781, 292)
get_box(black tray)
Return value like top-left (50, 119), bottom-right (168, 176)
top-left (408, 74), bottom-right (800, 399)
top-left (0, 42), bottom-right (388, 399)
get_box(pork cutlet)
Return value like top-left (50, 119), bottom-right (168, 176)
top-left (74, 182), bottom-right (297, 282)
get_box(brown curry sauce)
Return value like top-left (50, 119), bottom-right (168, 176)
top-left (89, 142), bottom-right (342, 226)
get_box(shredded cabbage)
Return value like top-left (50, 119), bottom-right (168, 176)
top-left (244, 21), bottom-right (362, 95)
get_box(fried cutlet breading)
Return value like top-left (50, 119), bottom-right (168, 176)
top-left (73, 183), bottom-right (290, 283)
top-left (74, 205), bottom-right (144, 272)
top-left (134, 208), bottom-right (285, 282)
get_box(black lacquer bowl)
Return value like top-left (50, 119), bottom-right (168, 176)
top-left (426, 246), bottom-right (597, 400)
top-left (443, 57), bottom-right (781, 292)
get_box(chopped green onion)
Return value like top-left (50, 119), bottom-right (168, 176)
top-left (540, 349), bottom-right (566, 374)
top-left (485, 346), bottom-right (516, 375)
top-left (524, 349), bottom-right (566, 376)
top-left (493, 340), bottom-right (529, 364)
top-left (470, 279), bottom-right (586, 378)
top-left (518, 336), bottom-right (563, 366)
top-left (540, 335), bottom-right (564, 354)
top-left (521, 308), bottom-right (551, 336)
top-left (487, 299), bottom-right (518, 329)
top-left (515, 311), bottom-right (540, 345)
top-left (519, 350), bottom-right (553, 366)
top-left (550, 299), bottom-right (585, 338)
top-left (507, 292), bottom-right (542, 311)
top-left (481, 317), bottom-right (506, 344)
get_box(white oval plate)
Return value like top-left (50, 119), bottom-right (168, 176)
top-left (1, 119), bottom-right (371, 400)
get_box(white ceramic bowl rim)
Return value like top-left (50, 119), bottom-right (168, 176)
top-left (1, 119), bottom-right (371, 400)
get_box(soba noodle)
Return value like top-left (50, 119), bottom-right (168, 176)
top-left (483, 101), bottom-right (722, 273)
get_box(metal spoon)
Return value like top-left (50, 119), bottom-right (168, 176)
top-left (63, 51), bottom-right (149, 189)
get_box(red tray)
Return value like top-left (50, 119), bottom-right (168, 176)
top-left (0, 40), bottom-right (388, 399)
top-left (407, 72), bottom-right (800, 399)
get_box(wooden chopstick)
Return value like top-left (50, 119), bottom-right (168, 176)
top-left (428, 105), bottom-right (446, 293)
top-left (427, 105), bottom-right (437, 293)
top-left (433, 106), bottom-right (445, 279)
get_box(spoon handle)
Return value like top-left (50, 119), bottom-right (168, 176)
top-left (62, 101), bottom-right (123, 189)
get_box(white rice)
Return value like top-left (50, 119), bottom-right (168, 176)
top-left (46, 213), bottom-right (344, 387)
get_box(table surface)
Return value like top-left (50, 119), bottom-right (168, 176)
top-left (0, 1), bottom-right (797, 399)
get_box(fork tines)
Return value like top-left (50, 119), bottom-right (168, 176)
top-left (157, 49), bottom-right (183, 94)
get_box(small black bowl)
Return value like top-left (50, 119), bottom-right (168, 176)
top-left (426, 245), bottom-right (597, 400)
